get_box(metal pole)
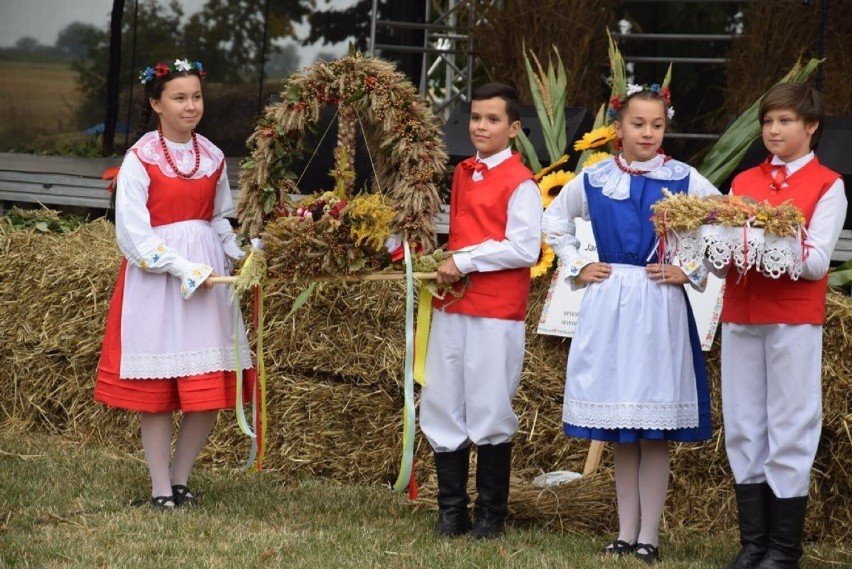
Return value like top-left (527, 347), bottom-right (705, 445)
top-left (124, 0), bottom-right (139, 148)
top-left (815, 0), bottom-right (828, 91)
top-left (418, 0), bottom-right (430, 95)
top-left (257, 0), bottom-right (271, 112)
top-left (369, 0), bottom-right (379, 56)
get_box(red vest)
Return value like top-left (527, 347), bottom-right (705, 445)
top-left (433, 153), bottom-right (534, 321)
top-left (133, 149), bottom-right (223, 226)
top-left (721, 156), bottom-right (840, 324)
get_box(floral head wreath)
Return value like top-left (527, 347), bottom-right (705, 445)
top-left (607, 83), bottom-right (674, 121)
top-left (139, 59), bottom-right (206, 84)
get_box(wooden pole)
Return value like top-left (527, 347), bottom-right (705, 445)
top-left (208, 272), bottom-right (438, 285)
top-left (582, 441), bottom-right (605, 476)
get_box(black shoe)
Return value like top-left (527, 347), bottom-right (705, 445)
top-left (755, 495), bottom-right (808, 569)
top-left (600, 539), bottom-right (635, 556)
top-left (471, 443), bottom-right (511, 540)
top-left (171, 485), bottom-right (196, 508)
top-left (726, 483), bottom-right (771, 569)
top-left (634, 543), bottom-right (661, 564)
top-left (150, 495), bottom-right (176, 510)
top-left (434, 447), bottom-right (472, 537)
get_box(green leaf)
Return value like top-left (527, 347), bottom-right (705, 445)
top-left (606, 29), bottom-right (626, 102)
top-left (34, 222), bottom-right (49, 232)
top-left (661, 63), bottom-right (673, 90)
top-left (827, 267), bottom-right (852, 289)
top-left (287, 85), bottom-right (302, 103)
top-left (284, 282), bottom-right (317, 319)
top-left (513, 130), bottom-right (542, 173)
top-left (698, 57), bottom-right (822, 187)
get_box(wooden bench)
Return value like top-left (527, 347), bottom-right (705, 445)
top-left (833, 229), bottom-right (852, 263)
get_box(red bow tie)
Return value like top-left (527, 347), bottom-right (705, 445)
top-left (462, 157), bottom-right (489, 174)
top-left (770, 166), bottom-right (788, 193)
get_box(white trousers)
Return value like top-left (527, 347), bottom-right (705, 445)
top-left (419, 310), bottom-right (525, 453)
top-left (721, 323), bottom-right (823, 498)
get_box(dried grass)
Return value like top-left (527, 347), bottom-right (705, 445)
top-left (470, 0), bottom-right (616, 111)
top-left (0, 219), bottom-right (849, 544)
top-left (719, 1), bottom-right (852, 126)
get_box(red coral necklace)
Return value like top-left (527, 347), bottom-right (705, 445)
top-left (614, 152), bottom-right (670, 175)
top-left (158, 125), bottom-right (200, 178)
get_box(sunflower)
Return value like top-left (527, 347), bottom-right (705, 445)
top-left (531, 241), bottom-right (556, 279)
top-left (573, 124), bottom-right (617, 151)
top-left (534, 154), bottom-right (570, 182)
top-left (539, 169), bottom-right (575, 208)
top-left (582, 151), bottom-right (612, 169)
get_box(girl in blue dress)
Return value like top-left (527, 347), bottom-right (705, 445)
top-left (542, 86), bottom-right (719, 563)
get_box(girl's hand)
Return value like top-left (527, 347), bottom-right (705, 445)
top-left (203, 271), bottom-right (220, 289)
top-left (436, 257), bottom-right (463, 284)
top-left (577, 262), bottom-right (612, 284)
top-left (645, 263), bottom-right (688, 285)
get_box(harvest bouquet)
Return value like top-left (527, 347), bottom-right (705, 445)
top-left (651, 192), bottom-right (806, 279)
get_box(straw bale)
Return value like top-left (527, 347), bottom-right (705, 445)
top-left (1, 217), bottom-right (850, 543)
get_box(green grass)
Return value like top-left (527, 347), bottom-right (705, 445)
top-left (0, 431), bottom-right (848, 568)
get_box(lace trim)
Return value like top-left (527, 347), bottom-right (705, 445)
top-left (666, 225), bottom-right (803, 280)
top-left (120, 345), bottom-right (253, 379)
top-left (564, 399), bottom-right (699, 430)
top-left (132, 131), bottom-right (224, 179)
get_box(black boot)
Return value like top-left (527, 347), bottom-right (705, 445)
top-left (434, 447), bottom-right (472, 537)
top-left (472, 442), bottom-right (512, 540)
top-left (725, 483), bottom-right (770, 569)
top-left (755, 495), bottom-right (808, 569)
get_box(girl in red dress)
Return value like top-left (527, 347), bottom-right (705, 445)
top-left (95, 59), bottom-right (254, 508)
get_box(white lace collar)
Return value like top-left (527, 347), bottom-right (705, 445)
top-left (586, 153), bottom-right (691, 200)
top-left (131, 130), bottom-right (224, 179)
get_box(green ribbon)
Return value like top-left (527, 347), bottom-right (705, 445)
top-left (392, 240), bottom-right (416, 492)
top-left (234, 299), bottom-right (258, 471)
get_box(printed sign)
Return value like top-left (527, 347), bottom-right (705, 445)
top-left (537, 220), bottom-right (724, 351)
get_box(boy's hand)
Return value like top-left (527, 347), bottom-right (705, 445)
top-left (645, 263), bottom-right (688, 285)
top-left (436, 257), bottom-right (464, 284)
top-left (577, 262), bottom-right (612, 284)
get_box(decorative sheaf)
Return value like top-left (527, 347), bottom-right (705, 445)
top-left (236, 51), bottom-right (447, 279)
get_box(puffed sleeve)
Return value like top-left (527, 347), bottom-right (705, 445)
top-left (542, 174), bottom-right (594, 290)
top-left (210, 161), bottom-right (245, 261)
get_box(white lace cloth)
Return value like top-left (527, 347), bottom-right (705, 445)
top-left (666, 224), bottom-right (804, 280)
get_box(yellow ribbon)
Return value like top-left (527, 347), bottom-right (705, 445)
top-left (413, 283), bottom-right (433, 386)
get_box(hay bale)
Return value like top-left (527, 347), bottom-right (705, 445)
top-left (1, 217), bottom-right (849, 543)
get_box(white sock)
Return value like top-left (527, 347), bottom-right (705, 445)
top-left (140, 412), bottom-right (174, 498)
top-left (613, 442), bottom-right (640, 544)
top-left (170, 410), bottom-right (218, 487)
top-left (637, 439), bottom-right (670, 547)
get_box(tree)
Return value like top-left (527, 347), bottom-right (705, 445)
top-left (73, 0), bottom-right (183, 129)
top-left (14, 37), bottom-right (40, 52)
top-left (183, 0), bottom-right (312, 83)
top-left (56, 22), bottom-right (102, 58)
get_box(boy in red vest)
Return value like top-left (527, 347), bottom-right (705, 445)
top-left (719, 83), bottom-right (847, 569)
top-left (420, 82), bottom-right (542, 539)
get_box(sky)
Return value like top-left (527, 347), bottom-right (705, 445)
top-left (0, 0), bottom-right (354, 61)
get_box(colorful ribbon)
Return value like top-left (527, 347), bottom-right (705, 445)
top-left (413, 283), bottom-right (433, 387)
top-left (234, 284), bottom-right (267, 471)
top-left (392, 241), bottom-right (416, 492)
